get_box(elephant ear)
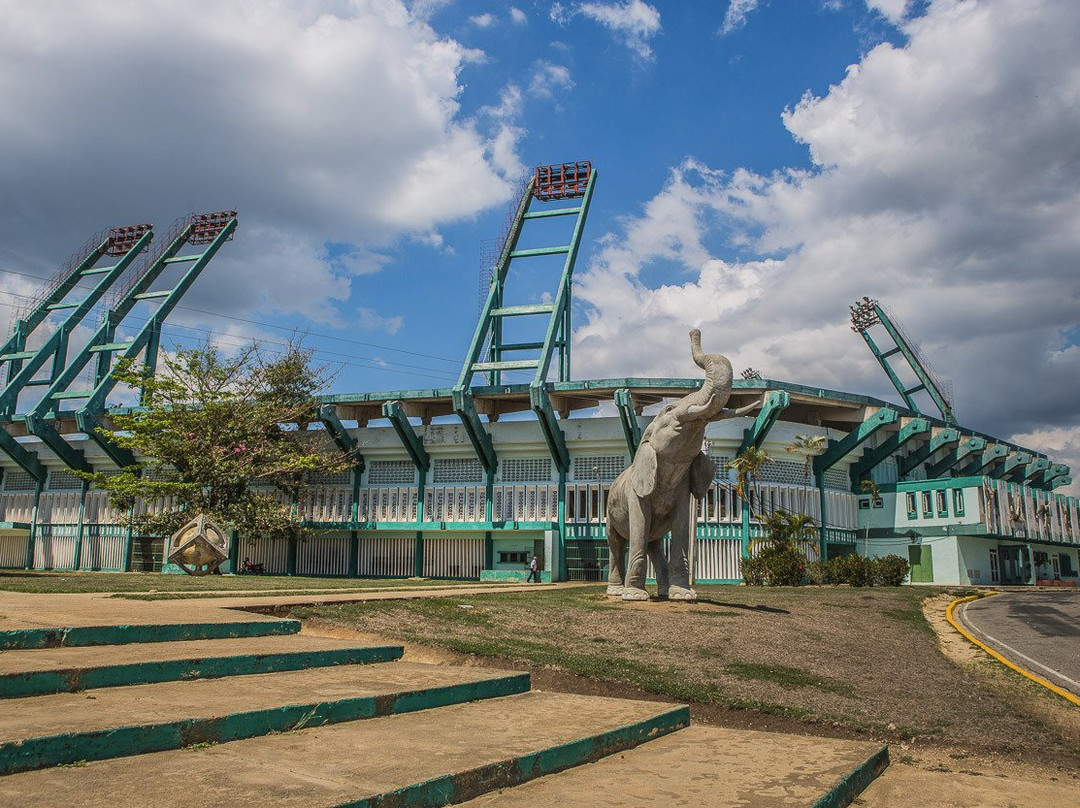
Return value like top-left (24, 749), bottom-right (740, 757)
top-left (630, 443), bottom-right (658, 497)
top-left (689, 452), bottom-right (716, 499)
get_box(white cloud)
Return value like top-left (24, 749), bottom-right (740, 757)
top-left (529, 62), bottom-right (575, 98)
top-left (866, 0), bottom-right (911, 24)
top-left (555, 1), bottom-right (662, 60)
top-left (0, 1), bottom-right (519, 332)
top-left (510, 7), bottom-right (528, 25)
top-left (574, 0), bottom-right (1080, 453)
top-left (357, 307), bottom-right (405, 335)
top-left (469, 13), bottom-right (497, 28)
top-left (721, 0), bottom-right (761, 35)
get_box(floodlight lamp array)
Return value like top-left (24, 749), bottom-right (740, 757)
top-left (849, 296), bottom-right (880, 332)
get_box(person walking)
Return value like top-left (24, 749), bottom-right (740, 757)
top-left (527, 555), bottom-right (541, 583)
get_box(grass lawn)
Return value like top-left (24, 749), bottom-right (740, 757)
top-left (0, 570), bottom-right (492, 595)
top-left (292, 584), bottom-right (1080, 765)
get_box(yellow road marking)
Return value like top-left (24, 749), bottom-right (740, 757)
top-left (946, 593), bottom-right (1080, 708)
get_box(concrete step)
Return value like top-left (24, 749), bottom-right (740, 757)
top-left (0, 634), bottom-right (402, 698)
top-left (459, 725), bottom-right (889, 808)
top-left (0, 662), bottom-right (531, 774)
top-left (0, 692), bottom-right (689, 807)
top-left (0, 614), bottom-right (300, 651)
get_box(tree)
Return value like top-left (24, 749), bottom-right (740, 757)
top-left (785, 434), bottom-right (826, 515)
top-left (860, 479), bottom-right (881, 556)
top-left (744, 509), bottom-right (817, 586)
top-left (750, 508), bottom-right (818, 555)
top-left (79, 341), bottom-right (352, 541)
top-left (732, 446), bottom-right (772, 519)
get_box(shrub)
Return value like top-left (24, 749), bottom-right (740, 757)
top-left (805, 559), bottom-right (828, 585)
top-left (874, 554), bottom-right (910, 586)
top-left (742, 545), bottom-right (807, 587)
top-left (827, 553), bottom-right (873, 587)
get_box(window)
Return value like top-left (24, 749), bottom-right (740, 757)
top-left (936, 490), bottom-right (948, 518)
top-left (989, 549), bottom-right (1000, 583)
top-left (952, 489), bottom-right (965, 517)
top-left (499, 551), bottom-right (528, 565)
top-left (906, 493), bottom-right (918, 520)
top-left (921, 491), bottom-right (933, 518)
top-left (367, 461), bottom-right (415, 486)
top-left (859, 498), bottom-right (871, 510)
top-left (432, 458), bottom-right (483, 484)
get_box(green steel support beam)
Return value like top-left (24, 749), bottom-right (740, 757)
top-left (813, 407), bottom-right (898, 558)
top-left (451, 389), bottom-right (498, 475)
top-left (1021, 457), bottom-right (1050, 485)
top-left (737, 391), bottom-right (791, 455)
top-left (21, 414), bottom-right (91, 473)
top-left (813, 408), bottom-right (900, 476)
top-left (0, 229), bottom-right (153, 418)
top-left (897, 427), bottom-right (960, 477)
top-left (1039, 464), bottom-right (1070, 490)
top-left (530, 385), bottom-right (570, 473)
top-left (955, 443), bottom-right (1008, 477)
top-left (0, 429), bottom-right (45, 482)
top-left (76, 411), bottom-right (135, 469)
top-left (1050, 476), bottom-right (1072, 490)
top-left (614, 389), bottom-right (641, 459)
top-left (317, 404), bottom-right (363, 470)
top-left (849, 417), bottom-right (931, 485)
top-left (993, 451), bottom-right (1032, 481)
top-left (382, 401), bottom-right (429, 474)
top-left (925, 436), bottom-right (987, 479)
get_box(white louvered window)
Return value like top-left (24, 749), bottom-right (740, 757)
top-left (709, 453), bottom-right (733, 480)
top-left (757, 460), bottom-right (810, 486)
top-left (432, 458), bottom-right (484, 484)
top-left (501, 458), bottom-right (553, 483)
top-left (306, 470), bottom-right (352, 486)
top-left (822, 468), bottom-right (850, 491)
top-left (46, 470), bottom-right (83, 491)
top-left (572, 455), bottom-right (627, 482)
top-left (2, 471), bottom-right (36, 492)
top-left (367, 460), bottom-right (416, 486)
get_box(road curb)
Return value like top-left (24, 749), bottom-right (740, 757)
top-left (810, 743), bottom-right (890, 808)
top-left (946, 594), bottom-right (1080, 708)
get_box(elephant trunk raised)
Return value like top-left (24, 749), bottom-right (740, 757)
top-left (683, 329), bottom-right (734, 421)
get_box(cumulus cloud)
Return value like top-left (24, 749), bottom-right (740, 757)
top-left (357, 306), bottom-right (405, 335)
top-left (866, 0), bottom-right (911, 24)
top-left (0, 0), bottom-right (520, 336)
top-left (720, 0), bottom-right (761, 35)
top-left (574, 0), bottom-right (1080, 460)
top-left (510, 7), bottom-right (528, 25)
top-left (469, 13), bottom-right (497, 28)
top-left (553, 1), bottom-right (661, 60)
top-left (529, 62), bottom-right (575, 98)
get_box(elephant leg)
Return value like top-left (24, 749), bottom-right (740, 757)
top-left (622, 496), bottom-right (651, 601)
top-left (650, 540), bottom-right (669, 600)
top-left (606, 528), bottom-right (627, 597)
top-left (666, 488), bottom-right (697, 602)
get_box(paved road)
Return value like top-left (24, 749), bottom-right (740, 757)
top-left (957, 590), bottom-right (1080, 696)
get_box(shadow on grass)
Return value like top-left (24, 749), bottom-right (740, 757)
top-left (696, 597), bottom-right (790, 614)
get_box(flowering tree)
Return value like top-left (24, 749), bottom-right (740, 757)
top-left (79, 342), bottom-right (351, 540)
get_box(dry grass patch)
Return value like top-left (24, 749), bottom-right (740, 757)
top-left (292, 584), bottom-right (1080, 767)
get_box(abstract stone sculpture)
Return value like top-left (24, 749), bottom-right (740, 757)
top-left (167, 514), bottom-right (229, 576)
top-left (606, 330), bottom-right (763, 602)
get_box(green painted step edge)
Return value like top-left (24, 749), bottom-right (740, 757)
top-left (0, 672), bottom-right (531, 775)
top-left (0, 644), bottom-right (403, 698)
top-left (810, 744), bottom-right (890, 808)
top-left (335, 704), bottom-right (691, 808)
top-left (0, 619), bottom-right (301, 651)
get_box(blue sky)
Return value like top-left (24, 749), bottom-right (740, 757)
top-left (1, 0), bottom-right (1079, 480)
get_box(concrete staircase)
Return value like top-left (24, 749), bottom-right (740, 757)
top-left (0, 613), bottom-right (887, 807)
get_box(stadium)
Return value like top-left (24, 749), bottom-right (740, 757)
top-left (0, 163), bottom-right (1075, 587)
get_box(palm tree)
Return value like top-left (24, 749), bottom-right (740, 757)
top-left (860, 479), bottom-right (880, 556)
top-left (785, 434), bottom-right (826, 515)
top-left (749, 509), bottom-right (819, 555)
top-left (732, 446), bottom-right (772, 519)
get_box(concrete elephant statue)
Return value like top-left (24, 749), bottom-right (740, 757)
top-left (606, 330), bottom-right (762, 602)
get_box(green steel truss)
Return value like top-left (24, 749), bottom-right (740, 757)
top-left (382, 401), bottom-right (430, 474)
top-left (22, 213), bottom-right (238, 470)
top-left (454, 163), bottom-right (597, 473)
top-left (924, 436), bottom-right (986, 479)
top-left (0, 229), bottom-right (153, 419)
top-left (849, 416), bottom-right (930, 486)
top-left (849, 297), bottom-right (955, 425)
top-left (614, 388), bottom-right (641, 459)
top-left (955, 443), bottom-right (1008, 477)
top-left (317, 404), bottom-right (363, 471)
top-left (897, 427), bottom-right (959, 477)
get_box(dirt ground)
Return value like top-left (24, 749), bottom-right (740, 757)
top-left (293, 585), bottom-right (1080, 785)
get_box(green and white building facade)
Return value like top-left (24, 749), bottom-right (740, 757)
top-left (0, 165), bottom-right (1074, 586)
